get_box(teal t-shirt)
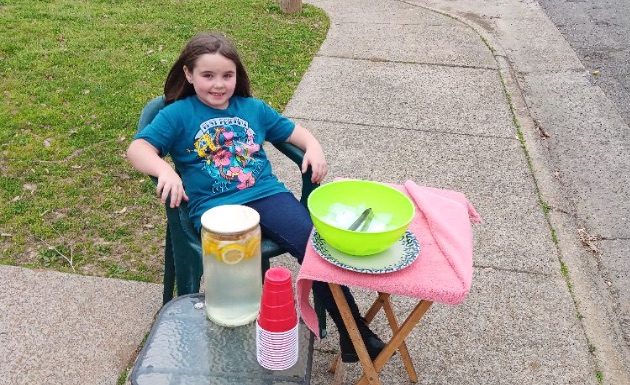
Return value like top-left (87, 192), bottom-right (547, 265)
top-left (135, 95), bottom-right (295, 231)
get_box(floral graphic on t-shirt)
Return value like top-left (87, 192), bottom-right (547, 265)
top-left (193, 117), bottom-right (261, 191)
top-left (237, 171), bottom-right (255, 190)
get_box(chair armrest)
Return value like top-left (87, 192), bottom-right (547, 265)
top-left (272, 142), bottom-right (319, 207)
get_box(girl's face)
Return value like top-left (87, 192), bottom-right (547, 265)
top-left (184, 53), bottom-right (237, 110)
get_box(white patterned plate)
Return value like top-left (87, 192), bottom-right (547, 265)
top-left (311, 230), bottom-right (420, 274)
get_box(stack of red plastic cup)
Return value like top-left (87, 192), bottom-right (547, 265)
top-left (256, 267), bottom-right (299, 370)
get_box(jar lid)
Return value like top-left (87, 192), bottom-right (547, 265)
top-left (200, 205), bottom-right (260, 234)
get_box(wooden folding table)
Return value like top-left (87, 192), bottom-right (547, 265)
top-left (296, 182), bottom-right (480, 385)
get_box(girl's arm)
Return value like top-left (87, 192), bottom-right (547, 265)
top-left (127, 139), bottom-right (188, 208)
top-left (286, 125), bottom-right (328, 183)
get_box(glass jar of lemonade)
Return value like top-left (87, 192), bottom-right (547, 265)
top-left (200, 205), bottom-right (262, 327)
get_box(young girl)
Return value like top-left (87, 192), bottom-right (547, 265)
top-left (127, 32), bottom-right (385, 362)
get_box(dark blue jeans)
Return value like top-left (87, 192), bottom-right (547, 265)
top-left (245, 192), bottom-right (362, 331)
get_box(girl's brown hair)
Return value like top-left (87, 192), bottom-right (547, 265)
top-left (164, 32), bottom-right (252, 104)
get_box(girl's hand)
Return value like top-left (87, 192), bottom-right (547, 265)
top-left (303, 146), bottom-right (328, 184)
top-left (127, 139), bottom-right (189, 208)
top-left (286, 125), bottom-right (328, 184)
top-left (156, 168), bottom-right (189, 208)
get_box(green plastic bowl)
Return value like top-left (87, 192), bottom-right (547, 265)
top-left (307, 180), bottom-right (415, 256)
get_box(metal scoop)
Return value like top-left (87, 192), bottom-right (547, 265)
top-left (347, 208), bottom-right (374, 232)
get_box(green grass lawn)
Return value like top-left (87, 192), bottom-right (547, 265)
top-left (0, 0), bottom-right (328, 282)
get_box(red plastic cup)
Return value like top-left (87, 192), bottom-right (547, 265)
top-left (263, 267), bottom-right (291, 290)
top-left (260, 286), bottom-right (294, 308)
top-left (257, 308), bottom-right (297, 332)
top-left (257, 267), bottom-right (297, 332)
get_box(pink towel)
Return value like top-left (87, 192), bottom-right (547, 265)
top-left (296, 180), bottom-right (481, 339)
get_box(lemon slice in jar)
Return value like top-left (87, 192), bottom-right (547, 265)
top-left (220, 244), bottom-right (246, 264)
top-left (202, 236), bottom-right (220, 257)
top-left (245, 236), bottom-right (261, 259)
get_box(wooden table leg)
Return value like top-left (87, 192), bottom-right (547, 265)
top-left (356, 300), bottom-right (433, 385)
top-left (329, 292), bottom-right (387, 384)
top-left (329, 283), bottom-right (381, 385)
top-left (330, 292), bottom-right (386, 383)
top-left (364, 292), bottom-right (389, 322)
top-left (364, 293), bottom-right (418, 382)
top-left (382, 295), bottom-right (418, 382)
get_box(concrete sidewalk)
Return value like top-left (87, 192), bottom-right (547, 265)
top-left (2, 0), bottom-right (628, 384)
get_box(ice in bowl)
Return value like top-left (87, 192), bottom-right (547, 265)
top-left (323, 203), bottom-right (394, 232)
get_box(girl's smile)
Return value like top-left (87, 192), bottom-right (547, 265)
top-left (184, 53), bottom-right (237, 110)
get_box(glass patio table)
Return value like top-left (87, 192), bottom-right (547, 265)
top-left (131, 293), bottom-right (314, 385)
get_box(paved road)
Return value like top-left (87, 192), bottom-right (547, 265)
top-left (538, 0), bottom-right (630, 127)
top-left (537, 0), bottom-right (630, 357)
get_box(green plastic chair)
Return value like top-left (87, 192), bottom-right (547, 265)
top-left (137, 96), bottom-right (327, 337)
